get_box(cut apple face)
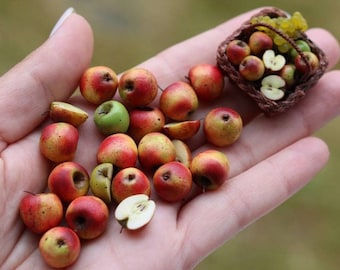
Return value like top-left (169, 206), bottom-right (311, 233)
top-left (260, 75), bottom-right (286, 101)
top-left (114, 194), bottom-right (156, 231)
top-left (162, 120), bottom-right (201, 141)
top-left (90, 163), bottom-right (114, 204)
top-left (172, 139), bottom-right (192, 168)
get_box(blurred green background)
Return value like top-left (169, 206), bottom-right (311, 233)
top-left (1, 1), bottom-right (339, 269)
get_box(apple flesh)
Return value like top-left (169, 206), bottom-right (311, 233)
top-left (187, 64), bottom-right (224, 103)
top-left (90, 163), bottom-right (114, 204)
top-left (39, 226), bottom-right (80, 268)
top-left (65, 195), bottom-right (109, 240)
top-left (159, 81), bottom-right (199, 121)
top-left (48, 161), bottom-right (90, 203)
top-left (96, 133), bottom-right (138, 171)
top-left (111, 167), bottom-right (151, 203)
top-left (114, 194), bottom-right (156, 231)
top-left (153, 161), bottom-right (192, 202)
top-left (79, 65), bottom-right (118, 105)
top-left (93, 100), bottom-right (130, 136)
top-left (172, 139), bottom-right (192, 168)
top-left (49, 101), bottom-right (88, 127)
top-left (39, 122), bottom-right (79, 163)
top-left (190, 150), bottom-right (230, 191)
top-left (128, 106), bottom-right (165, 143)
top-left (118, 67), bottom-right (158, 107)
top-left (19, 192), bottom-right (63, 234)
top-left (203, 107), bottom-right (243, 147)
top-left (138, 132), bottom-right (176, 171)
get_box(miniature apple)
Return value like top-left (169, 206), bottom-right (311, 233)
top-left (190, 149), bottom-right (230, 191)
top-left (96, 133), bottom-right (138, 171)
top-left (39, 122), bottom-right (79, 163)
top-left (111, 167), bottom-right (151, 203)
top-left (289, 39), bottom-right (311, 60)
top-left (48, 161), bottom-right (90, 203)
top-left (65, 195), bottom-right (109, 240)
top-left (239, 55), bottom-right (265, 81)
top-left (295, 51), bottom-right (320, 73)
top-left (226, 39), bottom-right (251, 65)
top-left (114, 194), bottom-right (156, 231)
top-left (248, 31), bottom-right (273, 55)
top-left (90, 163), bottom-right (114, 204)
top-left (153, 161), bottom-right (192, 202)
top-left (162, 120), bottom-right (201, 141)
top-left (128, 106), bottom-right (165, 143)
top-left (138, 132), bottom-right (176, 171)
top-left (187, 64), bottom-right (224, 103)
top-left (49, 101), bottom-right (88, 127)
top-left (260, 75), bottom-right (286, 100)
top-left (93, 100), bottom-right (130, 135)
top-left (39, 226), bottom-right (81, 268)
top-left (279, 64), bottom-right (296, 88)
top-left (172, 139), bottom-right (192, 168)
top-left (159, 81), bottom-right (199, 121)
top-left (118, 67), bottom-right (158, 107)
top-left (203, 107), bottom-right (243, 147)
top-left (79, 65), bottom-right (118, 105)
top-left (19, 192), bottom-right (63, 234)
top-left (262, 50), bottom-right (286, 71)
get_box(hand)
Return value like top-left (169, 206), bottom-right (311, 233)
top-left (1, 8), bottom-right (339, 270)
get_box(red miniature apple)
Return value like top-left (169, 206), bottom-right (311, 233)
top-left (159, 81), bottom-right (199, 121)
top-left (190, 150), bottom-right (230, 191)
top-left (49, 101), bottom-right (88, 127)
top-left (97, 133), bottom-right (138, 171)
top-left (226, 39), bottom-right (251, 65)
top-left (65, 195), bottom-right (109, 240)
top-left (187, 64), bottom-right (225, 103)
top-left (118, 67), bottom-right (158, 107)
top-left (239, 55), bottom-right (265, 81)
top-left (128, 106), bottom-right (165, 143)
top-left (203, 107), bottom-right (243, 147)
top-left (19, 192), bottom-right (63, 234)
top-left (39, 226), bottom-right (81, 268)
top-left (153, 161), bottom-right (192, 202)
top-left (138, 132), bottom-right (176, 171)
top-left (111, 167), bottom-right (151, 203)
top-left (248, 31), bottom-right (273, 55)
top-left (48, 161), bottom-right (90, 203)
top-left (295, 51), bottom-right (320, 73)
top-left (79, 65), bottom-right (118, 105)
top-left (39, 122), bottom-right (79, 163)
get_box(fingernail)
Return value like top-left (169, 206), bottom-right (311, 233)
top-left (49, 7), bottom-right (75, 37)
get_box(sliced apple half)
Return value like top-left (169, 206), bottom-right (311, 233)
top-left (50, 101), bottom-right (88, 127)
top-left (90, 163), bottom-right (114, 204)
top-left (162, 120), bottom-right (201, 140)
top-left (172, 139), bottom-right (192, 168)
top-left (114, 194), bottom-right (156, 231)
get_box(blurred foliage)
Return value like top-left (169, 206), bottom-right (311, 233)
top-left (1, 0), bottom-right (339, 269)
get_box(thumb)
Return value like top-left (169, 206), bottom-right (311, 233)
top-left (0, 9), bottom-right (93, 145)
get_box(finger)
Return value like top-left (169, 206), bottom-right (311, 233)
top-left (179, 136), bottom-right (329, 269)
top-left (0, 13), bottom-right (93, 146)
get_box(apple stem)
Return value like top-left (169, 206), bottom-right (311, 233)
top-left (158, 85), bottom-right (164, 92)
top-left (23, 190), bottom-right (36, 196)
top-left (120, 226), bottom-right (124, 234)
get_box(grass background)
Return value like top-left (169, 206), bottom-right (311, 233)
top-left (1, 1), bottom-right (340, 269)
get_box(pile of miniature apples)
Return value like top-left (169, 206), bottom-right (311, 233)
top-left (226, 31), bottom-right (320, 100)
top-left (19, 63), bottom-right (243, 268)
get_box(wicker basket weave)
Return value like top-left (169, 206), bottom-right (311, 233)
top-left (216, 8), bottom-right (328, 116)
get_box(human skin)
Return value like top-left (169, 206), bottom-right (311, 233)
top-left (0, 8), bottom-right (340, 270)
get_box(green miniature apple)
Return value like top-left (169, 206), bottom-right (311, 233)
top-left (93, 100), bottom-right (130, 136)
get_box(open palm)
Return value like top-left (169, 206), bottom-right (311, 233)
top-left (1, 8), bottom-right (339, 270)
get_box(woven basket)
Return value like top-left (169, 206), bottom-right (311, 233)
top-left (216, 7), bottom-right (328, 116)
